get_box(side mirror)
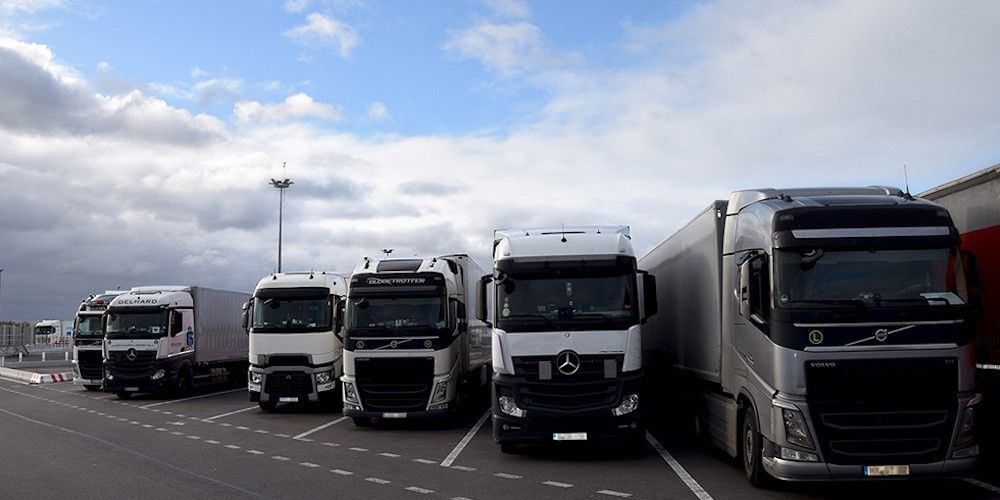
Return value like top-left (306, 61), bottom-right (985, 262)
top-left (962, 250), bottom-right (983, 311)
top-left (241, 300), bottom-right (251, 333)
top-left (738, 258), bottom-right (751, 318)
top-left (335, 298), bottom-right (346, 340)
top-left (639, 271), bottom-right (657, 323)
top-left (477, 275), bottom-right (493, 324)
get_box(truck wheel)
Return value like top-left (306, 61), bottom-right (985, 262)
top-left (258, 400), bottom-right (277, 412)
top-left (116, 391), bottom-right (132, 400)
top-left (176, 369), bottom-right (193, 396)
top-left (352, 417), bottom-right (373, 427)
top-left (740, 405), bottom-right (771, 487)
top-left (84, 385), bottom-right (101, 392)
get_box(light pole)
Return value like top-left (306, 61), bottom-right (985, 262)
top-left (269, 163), bottom-right (293, 273)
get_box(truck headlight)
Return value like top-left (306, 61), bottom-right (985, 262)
top-left (315, 371), bottom-right (334, 385)
top-left (953, 399), bottom-right (980, 458)
top-left (613, 393), bottom-right (640, 416)
top-left (343, 381), bottom-right (359, 404)
top-left (249, 371), bottom-right (262, 384)
top-left (150, 369), bottom-right (165, 380)
top-left (782, 408), bottom-right (815, 449)
top-left (105, 370), bottom-right (113, 380)
top-left (430, 380), bottom-right (449, 404)
top-left (498, 395), bottom-right (525, 418)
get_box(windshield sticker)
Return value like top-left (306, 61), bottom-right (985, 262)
top-left (779, 294), bottom-right (789, 304)
top-left (150, 326), bottom-right (161, 334)
top-left (565, 282), bottom-right (573, 297)
top-left (809, 330), bottom-right (824, 345)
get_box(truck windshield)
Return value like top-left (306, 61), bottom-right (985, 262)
top-left (74, 315), bottom-right (104, 337)
top-left (347, 296), bottom-right (446, 334)
top-left (106, 312), bottom-right (169, 338)
top-left (497, 273), bottom-right (638, 332)
top-left (775, 247), bottom-right (968, 307)
top-left (252, 296), bottom-right (332, 332)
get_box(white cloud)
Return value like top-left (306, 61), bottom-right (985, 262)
top-left (478, 0), bottom-right (530, 19)
top-left (96, 60), bottom-right (110, 71)
top-left (367, 101), bottom-right (390, 121)
top-left (190, 67), bottom-right (207, 79)
top-left (149, 77), bottom-right (243, 106)
top-left (234, 92), bottom-right (344, 123)
top-left (3, 1), bottom-right (1000, 318)
top-left (1, 0), bottom-right (65, 15)
top-left (284, 0), bottom-right (311, 13)
top-left (263, 80), bottom-right (283, 91)
top-left (284, 12), bottom-right (359, 58)
top-left (443, 21), bottom-right (575, 76)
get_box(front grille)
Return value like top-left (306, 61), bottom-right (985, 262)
top-left (264, 371), bottom-right (312, 397)
top-left (806, 357), bottom-right (958, 465)
top-left (107, 350), bottom-right (157, 377)
top-left (512, 355), bottom-right (623, 412)
top-left (77, 349), bottom-right (104, 380)
top-left (356, 357), bottom-right (434, 411)
top-left (267, 355), bottom-right (309, 367)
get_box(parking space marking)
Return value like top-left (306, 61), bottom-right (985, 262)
top-left (494, 472), bottom-right (521, 479)
top-left (965, 478), bottom-right (1000, 495)
top-left (405, 486), bottom-right (434, 494)
top-left (139, 388), bottom-right (244, 408)
top-left (202, 405), bottom-right (258, 421)
top-left (413, 458), bottom-right (437, 464)
top-left (543, 481), bottom-right (573, 488)
top-left (646, 432), bottom-right (713, 500)
top-left (292, 416), bottom-right (349, 440)
top-left (299, 462), bottom-right (321, 468)
top-left (441, 410), bottom-right (490, 467)
top-left (366, 477), bottom-right (391, 485)
top-left (247, 450), bottom-right (264, 455)
top-left (331, 469), bottom-right (354, 476)
top-left (380, 452), bottom-right (401, 458)
top-left (597, 490), bottom-right (632, 498)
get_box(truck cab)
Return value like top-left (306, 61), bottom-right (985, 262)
top-left (342, 255), bottom-right (489, 425)
top-left (72, 291), bottom-right (125, 390)
top-left (484, 226), bottom-right (657, 450)
top-left (245, 272), bottom-right (346, 410)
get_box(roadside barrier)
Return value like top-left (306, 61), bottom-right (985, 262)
top-left (0, 367), bottom-right (74, 384)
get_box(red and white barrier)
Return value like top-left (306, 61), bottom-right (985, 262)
top-left (0, 367), bottom-right (74, 384)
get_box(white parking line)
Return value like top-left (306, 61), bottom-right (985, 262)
top-left (331, 469), bottom-right (353, 476)
top-left (646, 432), bottom-right (713, 500)
top-left (543, 481), bottom-right (573, 488)
top-left (597, 490), bottom-right (632, 498)
top-left (204, 406), bottom-right (258, 421)
top-left (139, 388), bottom-right (244, 408)
top-left (405, 486), bottom-right (434, 494)
top-left (365, 477), bottom-right (390, 485)
top-left (440, 410), bottom-right (490, 467)
top-left (965, 478), bottom-right (1000, 495)
top-left (293, 416), bottom-right (349, 440)
top-left (494, 472), bottom-right (521, 479)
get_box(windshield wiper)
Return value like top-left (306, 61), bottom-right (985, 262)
top-left (500, 314), bottom-right (555, 326)
top-left (877, 297), bottom-right (954, 306)
top-left (783, 299), bottom-right (868, 308)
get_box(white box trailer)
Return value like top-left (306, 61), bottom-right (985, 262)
top-left (104, 286), bottom-right (250, 397)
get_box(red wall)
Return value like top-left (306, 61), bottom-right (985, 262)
top-left (963, 224), bottom-right (1000, 366)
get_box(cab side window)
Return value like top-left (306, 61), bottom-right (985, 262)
top-left (748, 255), bottom-right (770, 323)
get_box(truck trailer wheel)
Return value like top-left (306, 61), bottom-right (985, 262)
top-left (84, 385), bottom-right (101, 392)
top-left (740, 405), bottom-right (771, 487)
top-left (175, 368), bottom-right (193, 396)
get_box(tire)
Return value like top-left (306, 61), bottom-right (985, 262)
top-left (258, 400), bottom-right (277, 412)
top-left (740, 404), bottom-right (771, 487)
top-left (352, 417), bottom-right (373, 427)
top-left (176, 368), bottom-right (193, 396)
top-left (84, 385), bottom-right (101, 392)
top-left (116, 391), bottom-right (132, 400)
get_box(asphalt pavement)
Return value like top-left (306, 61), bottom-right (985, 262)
top-left (0, 378), bottom-right (997, 499)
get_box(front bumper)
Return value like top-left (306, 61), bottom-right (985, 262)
top-left (491, 372), bottom-right (644, 444)
top-left (762, 455), bottom-right (978, 481)
top-left (248, 364), bottom-right (337, 404)
top-left (343, 407), bottom-right (450, 419)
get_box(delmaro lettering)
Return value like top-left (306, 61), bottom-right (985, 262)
top-left (366, 277), bottom-right (426, 285)
top-left (118, 297), bottom-right (159, 305)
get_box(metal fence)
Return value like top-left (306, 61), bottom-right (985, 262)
top-left (1, 321), bottom-right (33, 355)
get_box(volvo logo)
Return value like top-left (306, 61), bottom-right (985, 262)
top-left (389, 340), bottom-right (398, 348)
top-left (555, 350), bottom-right (580, 376)
top-left (126, 348), bottom-right (137, 361)
top-left (874, 328), bottom-right (889, 342)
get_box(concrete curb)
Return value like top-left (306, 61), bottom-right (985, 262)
top-left (0, 367), bottom-right (74, 384)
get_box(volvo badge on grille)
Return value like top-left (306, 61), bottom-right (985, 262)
top-left (556, 350), bottom-right (580, 376)
top-left (126, 348), bottom-right (137, 361)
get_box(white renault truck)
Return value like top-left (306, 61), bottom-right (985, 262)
top-left (244, 272), bottom-right (347, 410)
top-left (72, 291), bottom-right (125, 390)
top-left (104, 286), bottom-right (250, 398)
top-left (342, 254), bottom-right (489, 425)
top-left (481, 227), bottom-right (658, 451)
top-left (641, 188), bottom-right (980, 485)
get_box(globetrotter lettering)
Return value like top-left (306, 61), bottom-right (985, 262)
top-left (366, 277), bottom-right (427, 285)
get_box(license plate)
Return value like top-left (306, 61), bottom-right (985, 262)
top-left (382, 412), bottom-right (407, 418)
top-left (125, 387), bottom-right (139, 392)
top-left (552, 432), bottom-right (587, 441)
top-left (864, 465), bottom-right (910, 476)
top-left (278, 397), bottom-right (298, 403)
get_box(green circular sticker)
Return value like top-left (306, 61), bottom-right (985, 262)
top-left (808, 330), bottom-right (824, 345)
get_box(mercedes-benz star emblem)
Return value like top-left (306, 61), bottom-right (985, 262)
top-left (126, 348), bottom-right (137, 361)
top-left (556, 350), bottom-right (580, 376)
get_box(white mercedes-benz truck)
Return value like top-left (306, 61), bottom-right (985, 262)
top-left (641, 187), bottom-right (981, 485)
top-left (342, 255), bottom-right (489, 426)
top-left (244, 272), bottom-right (347, 410)
top-left (104, 286), bottom-right (250, 399)
top-left (482, 227), bottom-right (658, 451)
top-left (72, 291), bottom-right (125, 390)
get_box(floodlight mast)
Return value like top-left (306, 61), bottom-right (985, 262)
top-left (269, 162), bottom-right (294, 273)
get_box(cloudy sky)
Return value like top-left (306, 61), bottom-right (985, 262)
top-left (1, 0), bottom-right (998, 320)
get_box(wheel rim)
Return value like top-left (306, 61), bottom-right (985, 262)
top-left (744, 425), bottom-right (754, 471)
